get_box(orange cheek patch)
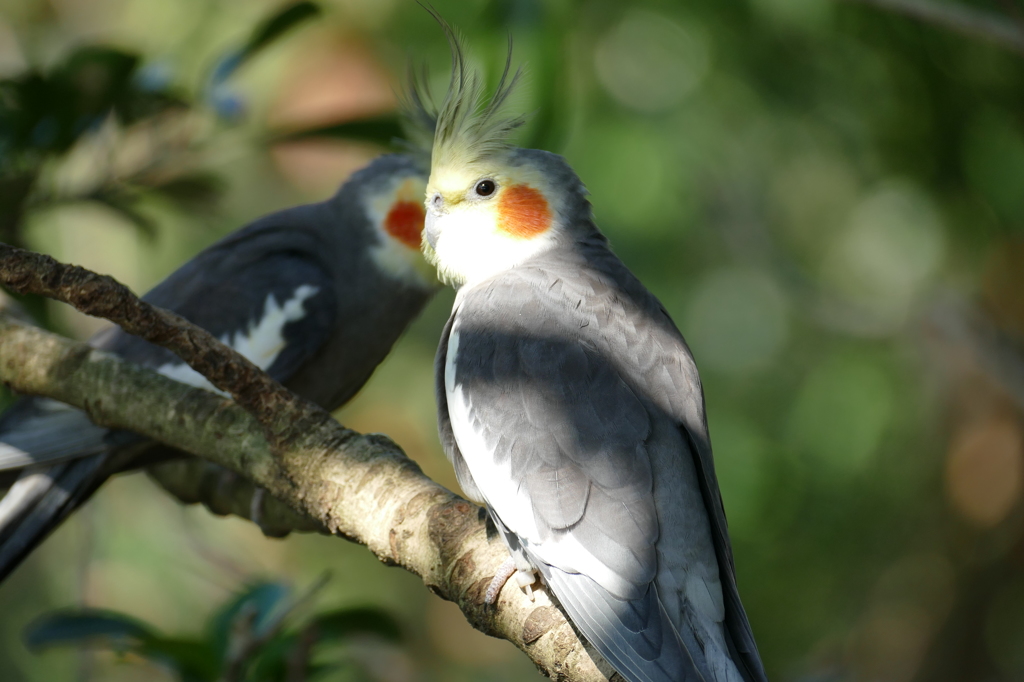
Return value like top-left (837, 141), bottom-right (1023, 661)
top-left (498, 184), bottom-right (552, 239)
top-left (384, 201), bottom-right (426, 249)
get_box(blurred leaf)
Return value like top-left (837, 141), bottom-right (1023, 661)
top-left (150, 172), bottom-right (226, 213)
top-left (0, 46), bottom-right (183, 158)
top-left (269, 115), bottom-right (406, 148)
top-left (244, 607), bottom-right (401, 682)
top-left (25, 608), bottom-right (155, 652)
top-left (116, 89), bottom-right (189, 125)
top-left (212, 1), bottom-right (322, 85)
top-left (26, 610), bottom-right (219, 682)
top-left (138, 637), bottom-right (218, 682)
top-left (207, 581), bottom-right (292, 661)
top-left (0, 287), bottom-right (55, 330)
top-left (311, 606), bottom-right (403, 643)
top-left (243, 633), bottom-right (295, 682)
top-left (20, 581), bottom-right (397, 682)
top-left (243, 2), bottom-right (322, 61)
top-left (41, 47), bottom-right (139, 151)
top-left (57, 46), bottom-right (139, 107)
top-left (0, 171), bottom-right (37, 248)
top-left (0, 72), bottom-right (77, 154)
top-left (62, 47), bottom-right (186, 125)
top-left (90, 191), bottom-right (159, 239)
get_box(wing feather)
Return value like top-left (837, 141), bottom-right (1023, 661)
top-left (0, 399), bottom-right (110, 471)
top-left (102, 250), bottom-right (337, 387)
top-left (435, 314), bottom-right (484, 504)
top-left (540, 566), bottom-right (706, 682)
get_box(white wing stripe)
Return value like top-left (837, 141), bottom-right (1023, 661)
top-left (155, 284), bottom-right (320, 392)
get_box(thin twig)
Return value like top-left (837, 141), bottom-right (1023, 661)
top-left (0, 242), bottom-right (329, 443)
top-left (146, 458), bottom-right (325, 536)
top-left (285, 622), bottom-right (318, 682)
top-left (839, 0), bottom-right (1024, 56)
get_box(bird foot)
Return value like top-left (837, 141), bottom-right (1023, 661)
top-left (485, 556), bottom-right (537, 604)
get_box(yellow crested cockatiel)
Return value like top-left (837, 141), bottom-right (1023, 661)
top-left (412, 20), bottom-right (767, 682)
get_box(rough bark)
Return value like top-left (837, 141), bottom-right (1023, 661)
top-left (0, 242), bottom-right (310, 441)
top-left (0, 242), bottom-right (612, 681)
top-left (145, 457), bottom-right (327, 537)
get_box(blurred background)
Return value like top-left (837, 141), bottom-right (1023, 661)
top-left (2, 0), bottom-right (1024, 679)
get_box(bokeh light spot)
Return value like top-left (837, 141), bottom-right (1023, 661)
top-left (594, 10), bottom-right (710, 114)
top-left (853, 603), bottom-right (932, 682)
top-left (787, 353), bottom-right (893, 471)
top-left (945, 415), bottom-right (1023, 527)
top-left (574, 121), bottom-right (673, 229)
top-left (685, 268), bottom-right (789, 374)
top-left (821, 180), bottom-right (945, 330)
top-left (771, 151), bottom-right (859, 255)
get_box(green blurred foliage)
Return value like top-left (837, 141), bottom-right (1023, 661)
top-left (3, 0), bottom-right (1024, 680)
top-left (24, 579), bottom-right (402, 681)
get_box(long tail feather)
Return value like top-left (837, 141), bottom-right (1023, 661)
top-left (0, 456), bottom-right (109, 580)
top-left (540, 564), bottom-right (710, 682)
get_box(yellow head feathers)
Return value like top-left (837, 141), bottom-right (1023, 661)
top-left (406, 11), bottom-right (525, 177)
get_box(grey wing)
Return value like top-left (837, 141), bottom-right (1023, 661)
top-left (0, 236), bottom-right (338, 582)
top-left (652, 321), bottom-right (768, 682)
top-left (0, 397), bottom-right (114, 581)
top-left (102, 249), bottom-right (338, 389)
top-left (0, 399), bottom-right (144, 581)
top-left (601, 252), bottom-right (765, 682)
top-left (0, 250), bottom-right (338, 474)
top-left (0, 456), bottom-right (111, 580)
top-left (446, 291), bottom-right (711, 682)
top-left (572, 245), bottom-right (766, 681)
top-left (435, 313), bottom-right (484, 504)
top-left (0, 398), bottom-right (111, 471)
top-left (542, 567), bottom-right (702, 682)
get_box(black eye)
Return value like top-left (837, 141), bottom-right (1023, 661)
top-left (475, 180), bottom-right (496, 197)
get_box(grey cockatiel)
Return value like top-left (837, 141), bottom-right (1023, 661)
top-left (412, 27), bottom-right (767, 682)
top-left (0, 152), bottom-right (436, 581)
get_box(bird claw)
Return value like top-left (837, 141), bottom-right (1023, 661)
top-left (485, 556), bottom-right (537, 604)
top-left (521, 581), bottom-right (535, 602)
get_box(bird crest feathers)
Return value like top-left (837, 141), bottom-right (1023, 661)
top-left (405, 9), bottom-right (525, 175)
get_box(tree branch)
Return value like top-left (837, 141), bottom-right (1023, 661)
top-left (145, 457), bottom-right (326, 537)
top-left (838, 0), bottom-right (1024, 56)
top-left (0, 243), bottom-right (317, 442)
top-left (0, 244), bottom-right (611, 680)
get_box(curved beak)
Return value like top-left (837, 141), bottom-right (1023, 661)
top-left (424, 192), bottom-right (445, 250)
top-left (424, 209), bottom-right (440, 250)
